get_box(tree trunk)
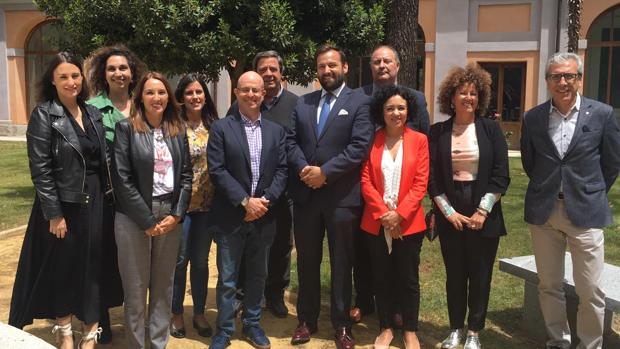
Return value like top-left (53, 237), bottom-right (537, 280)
top-left (567, 0), bottom-right (582, 53)
top-left (385, 0), bottom-right (420, 89)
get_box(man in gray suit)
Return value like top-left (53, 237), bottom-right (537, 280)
top-left (521, 52), bottom-right (620, 349)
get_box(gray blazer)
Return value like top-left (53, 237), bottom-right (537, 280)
top-left (520, 96), bottom-right (620, 228)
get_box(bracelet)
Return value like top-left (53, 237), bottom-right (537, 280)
top-left (476, 208), bottom-right (488, 217)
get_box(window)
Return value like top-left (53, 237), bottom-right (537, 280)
top-left (585, 5), bottom-right (620, 119)
top-left (25, 21), bottom-right (67, 112)
top-left (479, 62), bottom-right (526, 122)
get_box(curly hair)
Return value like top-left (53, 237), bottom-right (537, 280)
top-left (370, 85), bottom-right (418, 128)
top-left (86, 44), bottom-right (146, 96)
top-left (37, 52), bottom-right (89, 103)
top-left (174, 73), bottom-right (218, 130)
top-left (436, 63), bottom-right (492, 117)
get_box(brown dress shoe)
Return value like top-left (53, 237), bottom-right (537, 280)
top-left (291, 322), bottom-right (316, 345)
top-left (334, 326), bottom-right (355, 349)
top-left (349, 307), bottom-right (362, 323)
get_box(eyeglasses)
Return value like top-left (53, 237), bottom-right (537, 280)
top-left (546, 73), bottom-right (581, 83)
top-left (237, 87), bottom-right (263, 94)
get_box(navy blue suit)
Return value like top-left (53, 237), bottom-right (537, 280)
top-left (286, 85), bottom-right (373, 329)
top-left (207, 112), bottom-right (287, 337)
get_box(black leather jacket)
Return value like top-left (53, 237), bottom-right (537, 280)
top-left (112, 118), bottom-right (193, 230)
top-left (26, 99), bottom-right (112, 221)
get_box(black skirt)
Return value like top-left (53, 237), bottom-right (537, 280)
top-left (9, 173), bottom-right (104, 328)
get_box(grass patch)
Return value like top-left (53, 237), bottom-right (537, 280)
top-left (0, 141), bottom-right (33, 231)
top-left (290, 158), bottom-right (620, 348)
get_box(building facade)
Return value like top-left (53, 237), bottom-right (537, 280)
top-left (1, 0), bottom-right (619, 149)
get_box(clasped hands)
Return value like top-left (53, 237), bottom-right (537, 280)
top-left (244, 197), bottom-right (270, 222)
top-left (300, 165), bottom-right (326, 189)
top-left (146, 215), bottom-right (181, 236)
top-left (447, 210), bottom-right (486, 231)
top-left (380, 210), bottom-right (403, 239)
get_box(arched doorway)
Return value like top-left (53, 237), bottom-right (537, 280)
top-left (25, 20), bottom-right (67, 113)
top-left (584, 5), bottom-right (620, 120)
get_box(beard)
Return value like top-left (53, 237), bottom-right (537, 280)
top-left (319, 71), bottom-right (345, 92)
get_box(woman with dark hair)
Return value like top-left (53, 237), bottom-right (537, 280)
top-left (360, 85), bottom-right (429, 349)
top-left (112, 71), bottom-right (192, 349)
top-left (430, 64), bottom-right (510, 349)
top-left (87, 44), bottom-right (146, 141)
top-left (9, 52), bottom-right (111, 349)
top-left (86, 44), bottom-right (146, 344)
top-left (169, 73), bottom-right (218, 338)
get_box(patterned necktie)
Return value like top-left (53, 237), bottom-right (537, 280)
top-left (317, 93), bottom-right (332, 135)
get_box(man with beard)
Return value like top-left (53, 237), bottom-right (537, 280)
top-left (228, 51), bottom-right (299, 319)
top-left (287, 44), bottom-right (373, 349)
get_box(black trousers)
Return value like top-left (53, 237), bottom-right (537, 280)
top-left (367, 231), bottom-right (423, 331)
top-left (438, 181), bottom-right (500, 331)
top-left (237, 197), bottom-right (293, 301)
top-left (294, 200), bottom-right (360, 330)
top-left (352, 227), bottom-right (375, 314)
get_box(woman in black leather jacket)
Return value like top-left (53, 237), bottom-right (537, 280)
top-left (9, 52), bottom-right (111, 349)
top-left (112, 71), bottom-right (192, 349)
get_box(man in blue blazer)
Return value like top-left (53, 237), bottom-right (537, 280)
top-left (521, 52), bottom-right (620, 349)
top-left (351, 44), bottom-right (431, 325)
top-left (287, 44), bottom-right (374, 349)
top-left (207, 71), bottom-right (288, 349)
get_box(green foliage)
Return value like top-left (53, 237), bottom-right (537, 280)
top-left (35, 0), bottom-right (386, 84)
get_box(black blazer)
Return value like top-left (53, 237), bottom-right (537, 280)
top-left (112, 119), bottom-right (193, 230)
top-left (207, 112), bottom-right (288, 233)
top-left (286, 85), bottom-right (374, 207)
top-left (428, 117), bottom-right (510, 237)
top-left (357, 84), bottom-right (430, 135)
top-left (26, 99), bottom-right (110, 220)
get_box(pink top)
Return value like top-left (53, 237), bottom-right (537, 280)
top-left (451, 123), bottom-right (479, 181)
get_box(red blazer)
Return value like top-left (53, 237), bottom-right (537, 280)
top-left (360, 128), bottom-right (429, 236)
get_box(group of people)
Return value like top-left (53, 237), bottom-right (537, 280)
top-left (7, 39), bottom-right (619, 349)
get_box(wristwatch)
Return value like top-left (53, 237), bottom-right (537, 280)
top-left (241, 197), bottom-right (249, 207)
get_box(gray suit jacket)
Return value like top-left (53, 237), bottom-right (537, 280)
top-left (520, 96), bottom-right (620, 228)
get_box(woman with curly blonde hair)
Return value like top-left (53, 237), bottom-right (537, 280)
top-left (429, 63), bottom-right (510, 349)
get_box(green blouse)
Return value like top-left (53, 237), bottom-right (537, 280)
top-left (87, 92), bottom-right (127, 145)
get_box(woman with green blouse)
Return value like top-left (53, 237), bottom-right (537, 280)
top-left (86, 44), bottom-right (146, 344)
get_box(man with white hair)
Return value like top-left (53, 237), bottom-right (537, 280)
top-left (521, 52), bottom-right (620, 349)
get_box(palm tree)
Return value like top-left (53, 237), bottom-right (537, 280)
top-left (567, 0), bottom-right (583, 53)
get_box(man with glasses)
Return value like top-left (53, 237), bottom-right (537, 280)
top-left (521, 52), bottom-right (620, 349)
top-left (228, 51), bottom-right (299, 319)
top-left (207, 71), bottom-right (288, 349)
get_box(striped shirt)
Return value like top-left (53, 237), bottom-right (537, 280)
top-left (240, 113), bottom-right (263, 195)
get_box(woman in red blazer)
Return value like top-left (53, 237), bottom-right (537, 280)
top-left (360, 85), bottom-right (429, 349)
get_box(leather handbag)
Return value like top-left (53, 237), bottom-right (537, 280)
top-left (425, 208), bottom-right (437, 242)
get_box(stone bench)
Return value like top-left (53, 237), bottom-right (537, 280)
top-left (0, 322), bottom-right (55, 349)
top-left (499, 253), bottom-right (620, 349)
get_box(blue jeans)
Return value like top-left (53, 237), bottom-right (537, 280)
top-left (214, 220), bottom-right (276, 337)
top-left (171, 211), bottom-right (214, 315)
